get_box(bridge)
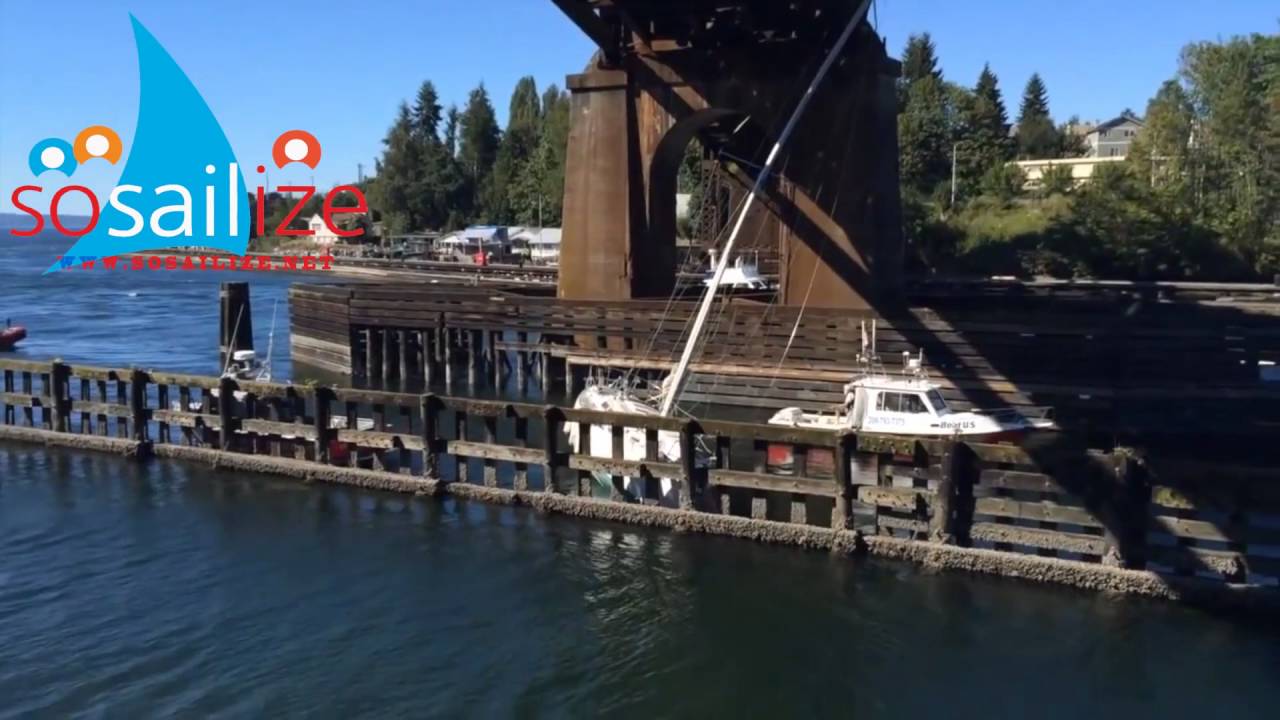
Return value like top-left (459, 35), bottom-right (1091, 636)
top-left (550, 0), bottom-right (902, 308)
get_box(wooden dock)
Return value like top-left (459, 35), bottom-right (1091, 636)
top-left (3, 356), bottom-right (1280, 606)
top-left (289, 282), bottom-right (1280, 447)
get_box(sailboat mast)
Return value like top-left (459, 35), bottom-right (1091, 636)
top-left (659, 0), bottom-right (872, 417)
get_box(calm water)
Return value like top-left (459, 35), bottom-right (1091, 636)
top-left (2, 234), bottom-right (1279, 717)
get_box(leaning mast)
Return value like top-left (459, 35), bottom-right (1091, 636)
top-left (659, 0), bottom-right (873, 416)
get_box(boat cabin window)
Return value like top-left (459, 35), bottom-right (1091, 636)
top-left (876, 392), bottom-right (899, 412)
top-left (925, 390), bottom-right (948, 414)
top-left (876, 391), bottom-right (931, 414)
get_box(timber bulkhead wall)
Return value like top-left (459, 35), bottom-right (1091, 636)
top-left (288, 283), bottom-right (1280, 445)
top-left (3, 356), bottom-right (1280, 607)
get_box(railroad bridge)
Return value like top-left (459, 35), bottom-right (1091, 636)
top-left (550, 0), bottom-right (902, 308)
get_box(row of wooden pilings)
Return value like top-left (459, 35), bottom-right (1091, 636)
top-left (351, 325), bottom-right (554, 393)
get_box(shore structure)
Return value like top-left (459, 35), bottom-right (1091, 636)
top-left (3, 352), bottom-right (1280, 610)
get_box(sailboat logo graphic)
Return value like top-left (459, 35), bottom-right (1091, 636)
top-left (36, 15), bottom-right (249, 273)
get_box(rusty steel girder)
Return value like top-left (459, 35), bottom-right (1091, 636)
top-left (553, 0), bottom-right (903, 308)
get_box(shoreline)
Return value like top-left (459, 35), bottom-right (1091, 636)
top-left (3, 424), bottom-right (1277, 614)
top-left (121, 249), bottom-right (555, 284)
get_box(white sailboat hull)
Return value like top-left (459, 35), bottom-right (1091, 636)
top-left (566, 384), bottom-right (683, 504)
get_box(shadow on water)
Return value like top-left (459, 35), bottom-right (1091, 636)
top-left (2, 440), bottom-right (1279, 716)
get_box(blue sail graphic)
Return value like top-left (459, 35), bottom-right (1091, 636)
top-left (48, 15), bottom-right (248, 273)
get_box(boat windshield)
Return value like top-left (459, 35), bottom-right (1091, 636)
top-left (926, 390), bottom-right (949, 414)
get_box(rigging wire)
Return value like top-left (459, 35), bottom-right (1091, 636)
top-left (659, 20), bottom-right (847, 416)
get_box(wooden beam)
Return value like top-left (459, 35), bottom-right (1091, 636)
top-left (551, 0), bottom-right (619, 61)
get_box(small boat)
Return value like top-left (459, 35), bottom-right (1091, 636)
top-left (768, 338), bottom-right (1056, 440)
top-left (0, 324), bottom-right (27, 351)
top-left (223, 349), bottom-right (271, 382)
top-left (703, 250), bottom-right (774, 291)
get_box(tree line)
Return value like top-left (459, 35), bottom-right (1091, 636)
top-left (366, 77), bottom-right (571, 237)
top-left (900, 31), bottom-right (1279, 281)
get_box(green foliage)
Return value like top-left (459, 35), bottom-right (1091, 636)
top-left (1039, 164), bottom-right (1075, 196)
top-left (1057, 117), bottom-right (1089, 158)
top-left (899, 75), bottom-right (954, 193)
top-left (953, 64), bottom-right (1013, 198)
top-left (1127, 80), bottom-right (1194, 189)
top-left (1016, 73), bottom-right (1060, 159)
top-left (458, 84), bottom-right (501, 220)
top-left (487, 77), bottom-right (542, 224)
top-left (898, 33), bottom-right (941, 100)
top-left (899, 30), bottom-right (1278, 282)
top-left (979, 163), bottom-right (1025, 202)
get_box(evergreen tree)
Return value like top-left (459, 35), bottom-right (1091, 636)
top-left (457, 84), bottom-right (501, 221)
top-left (369, 103), bottom-right (421, 236)
top-left (528, 85), bottom-right (571, 226)
top-left (900, 34), bottom-right (941, 86)
top-left (1016, 73), bottom-right (1060, 159)
top-left (411, 81), bottom-right (442, 142)
top-left (407, 80), bottom-right (456, 230)
top-left (954, 63), bottom-right (1014, 196)
top-left (899, 74), bottom-right (953, 194)
top-left (443, 105), bottom-right (460, 158)
top-left (897, 33), bottom-right (956, 194)
top-left (507, 76), bottom-right (542, 130)
top-left (489, 77), bottom-right (542, 223)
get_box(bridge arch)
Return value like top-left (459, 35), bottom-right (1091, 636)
top-left (646, 108), bottom-right (746, 276)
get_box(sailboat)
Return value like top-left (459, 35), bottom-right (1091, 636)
top-left (221, 300), bottom-right (277, 383)
top-left (569, 0), bottom-right (1052, 499)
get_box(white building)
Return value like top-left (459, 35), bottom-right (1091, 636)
top-left (509, 228), bottom-right (562, 266)
top-left (434, 226), bottom-right (509, 263)
top-left (1013, 156), bottom-right (1126, 190)
top-left (307, 213), bottom-right (341, 246)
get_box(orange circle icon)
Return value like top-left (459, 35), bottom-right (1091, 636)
top-left (73, 125), bottom-right (123, 164)
top-left (272, 130), bottom-right (322, 169)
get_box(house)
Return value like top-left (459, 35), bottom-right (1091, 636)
top-left (434, 226), bottom-right (510, 263)
top-left (509, 227), bottom-right (562, 265)
top-left (306, 213), bottom-right (340, 246)
top-left (1013, 156), bottom-right (1126, 190)
top-left (1084, 113), bottom-right (1143, 158)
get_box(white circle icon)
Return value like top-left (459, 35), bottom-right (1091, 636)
top-left (85, 134), bottom-right (110, 157)
top-left (284, 138), bottom-right (309, 161)
top-left (40, 146), bottom-right (65, 169)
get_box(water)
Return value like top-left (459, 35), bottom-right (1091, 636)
top-left (2, 234), bottom-right (1279, 717)
top-left (0, 234), bottom-right (302, 377)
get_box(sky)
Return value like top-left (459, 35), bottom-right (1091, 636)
top-left (1, 0), bottom-right (1276, 214)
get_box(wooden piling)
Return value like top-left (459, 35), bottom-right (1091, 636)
top-left (382, 328), bottom-right (396, 382)
top-left (542, 406), bottom-right (564, 493)
top-left (217, 376), bottom-right (237, 451)
top-left (364, 329), bottom-right (377, 380)
top-left (313, 387), bottom-right (333, 463)
top-left (421, 394), bottom-right (442, 478)
top-left (930, 440), bottom-right (959, 543)
top-left (420, 330), bottom-right (433, 385)
top-left (443, 330), bottom-right (455, 388)
top-left (129, 369), bottom-right (148, 443)
top-left (50, 360), bottom-right (70, 433)
top-left (467, 330), bottom-right (480, 389)
top-left (398, 330), bottom-right (410, 384)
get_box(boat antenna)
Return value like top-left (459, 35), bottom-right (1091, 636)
top-left (659, 0), bottom-right (872, 417)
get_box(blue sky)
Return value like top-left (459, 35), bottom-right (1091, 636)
top-left (1, 0), bottom-right (1275, 213)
